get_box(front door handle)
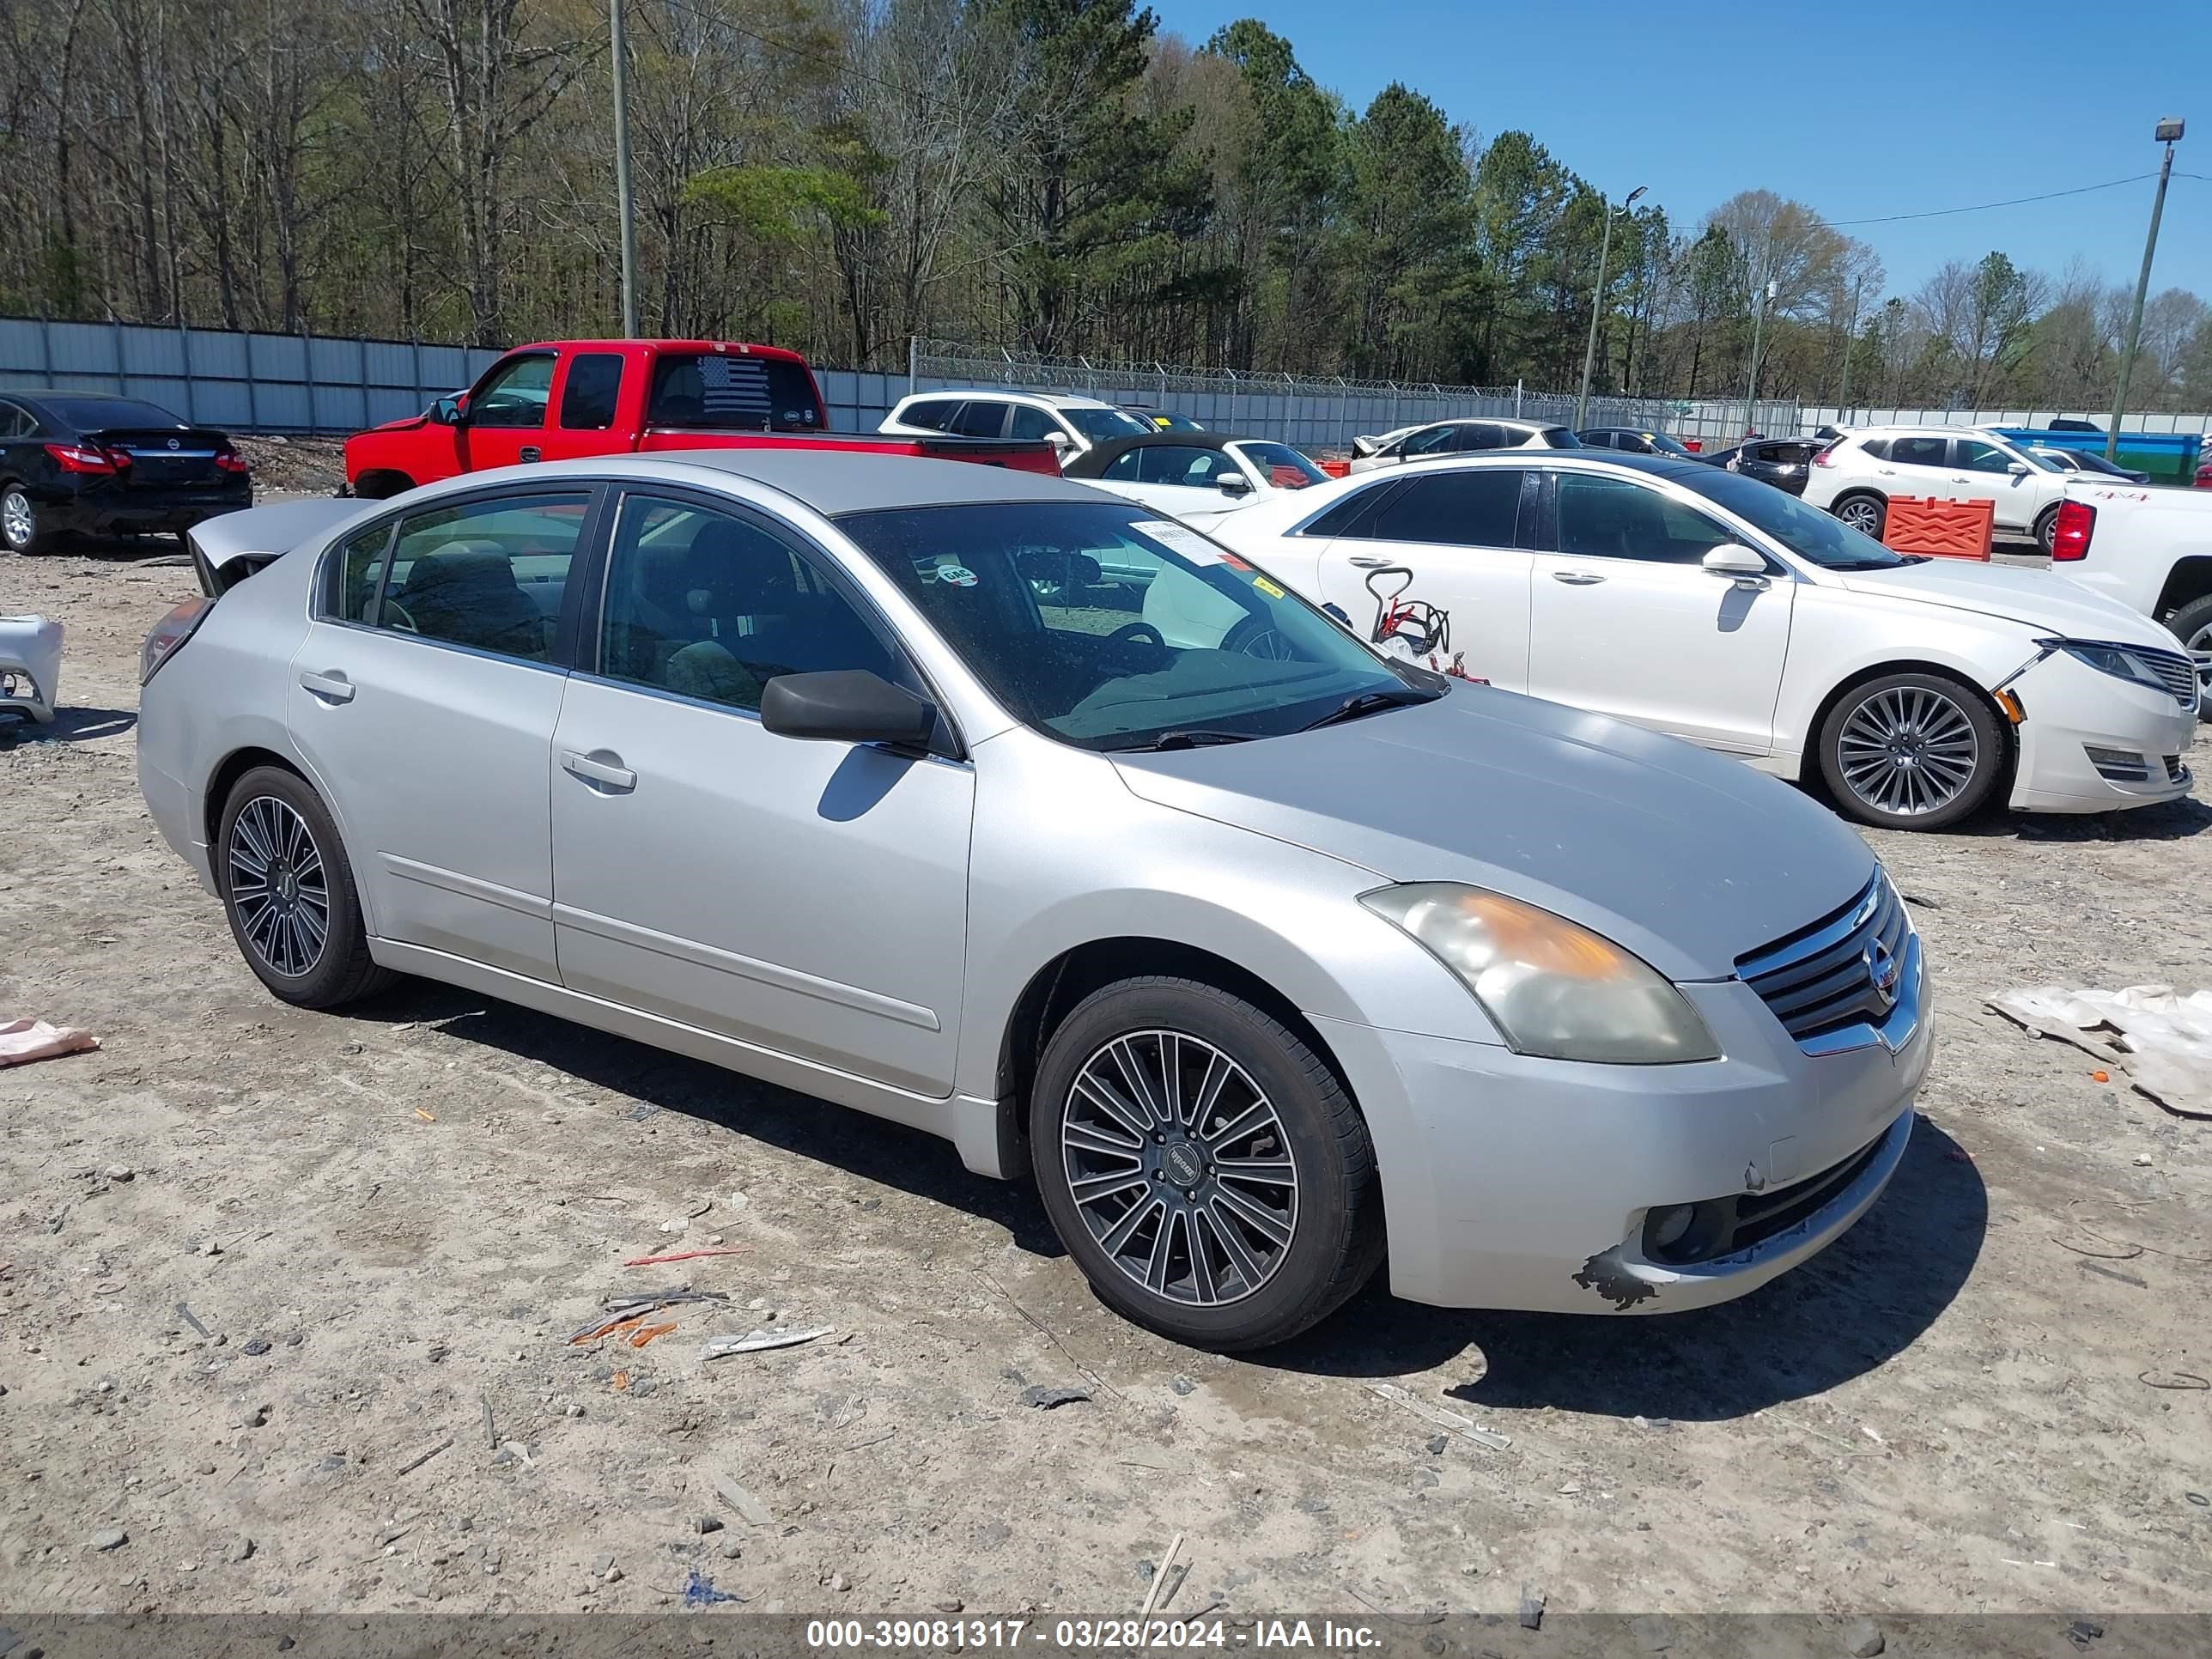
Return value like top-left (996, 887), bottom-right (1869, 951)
top-left (1346, 555), bottom-right (1397, 568)
top-left (1551, 570), bottom-right (1607, 586)
top-left (299, 669), bottom-right (355, 703)
top-left (561, 749), bottom-right (636, 792)
top-left (519, 445), bottom-right (542, 464)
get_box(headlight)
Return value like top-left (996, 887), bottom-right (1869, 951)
top-left (2041, 637), bottom-right (2175, 694)
top-left (1360, 884), bottom-right (1721, 1065)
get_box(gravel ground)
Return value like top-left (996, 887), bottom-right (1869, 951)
top-left (2, 535), bottom-right (2209, 1626)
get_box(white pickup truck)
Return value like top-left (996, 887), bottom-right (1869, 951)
top-left (2051, 482), bottom-right (2212, 714)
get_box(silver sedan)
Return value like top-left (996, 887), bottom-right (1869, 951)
top-left (137, 453), bottom-right (1929, 1351)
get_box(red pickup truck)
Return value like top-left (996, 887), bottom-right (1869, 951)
top-left (343, 338), bottom-right (1056, 496)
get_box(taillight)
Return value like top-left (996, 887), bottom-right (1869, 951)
top-left (215, 448), bottom-right (251, 475)
top-left (1813, 442), bottom-right (1841, 468)
top-left (141, 597), bottom-right (212, 684)
top-left (46, 441), bottom-right (122, 475)
top-left (2051, 499), bottom-right (2095, 562)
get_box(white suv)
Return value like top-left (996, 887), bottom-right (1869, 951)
top-left (1803, 425), bottom-right (2072, 554)
top-left (879, 389), bottom-right (1151, 463)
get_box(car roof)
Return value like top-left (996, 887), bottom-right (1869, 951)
top-left (902, 387), bottom-right (1115, 410)
top-left (513, 339), bottom-right (814, 365)
top-left (1062, 432), bottom-right (1267, 474)
top-left (1419, 416), bottom-right (1554, 432)
top-left (475, 448), bottom-right (1114, 515)
top-left (1343, 451), bottom-right (1710, 486)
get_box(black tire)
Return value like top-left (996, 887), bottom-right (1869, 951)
top-left (1817, 671), bottom-right (2006, 831)
top-left (2033, 504), bottom-right (2059, 557)
top-left (1831, 491), bottom-right (1886, 541)
top-left (1030, 976), bottom-right (1384, 1352)
top-left (2165, 592), bottom-right (2212, 721)
top-left (1, 484), bottom-right (50, 555)
top-left (353, 471), bottom-right (415, 501)
top-left (216, 765), bottom-right (397, 1008)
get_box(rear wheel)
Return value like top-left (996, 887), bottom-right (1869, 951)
top-left (1818, 672), bottom-right (2005, 831)
top-left (2165, 592), bottom-right (2212, 720)
top-left (1, 485), bottom-right (48, 554)
top-left (1030, 977), bottom-right (1383, 1352)
top-left (217, 766), bottom-right (396, 1007)
top-left (1832, 491), bottom-right (1886, 541)
top-left (2033, 504), bottom-right (2059, 557)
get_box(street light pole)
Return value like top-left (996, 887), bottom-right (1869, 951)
top-left (1835, 274), bottom-right (1863, 422)
top-left (1577, 185), bottom-right (1645, 429)
top-left (611, 0), bottom-right (640, 337)
top-left (2108, 117), bottom-right (2184, 462)
top-left (1744, 276), bottom-right (1778, 436)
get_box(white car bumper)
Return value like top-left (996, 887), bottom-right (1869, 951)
top-left (2008, 650), bottom-right (2198, 812)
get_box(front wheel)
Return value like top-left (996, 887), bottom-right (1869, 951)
top-left (1832, 492), bottom-right (1887, 541)
top-left (1818, 672), bottom-right (2005, 831)
top-left (1030, 978), bottom-right (1384, 1352)
top-left (217, 766), bottom-right (397, 1007)
top-left (2, 485), bottom-right (49, 554)
top-left (2165, 592), bottom-right (2212, 720)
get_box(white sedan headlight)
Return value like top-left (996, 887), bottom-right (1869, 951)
top-left (1362, 884), bottom-right (1721, 1065)
top-left (2043, 638), bottom-right (2179, 696)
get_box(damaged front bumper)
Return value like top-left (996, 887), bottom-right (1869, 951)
top-left (1310, 967), bottom-right (1931, 1316)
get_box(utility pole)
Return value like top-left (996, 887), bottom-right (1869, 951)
top-left (1577, 185), bottom-right (1646, 428)
top-left (2108, 117), bottom-right (2184, 461)
top-left (611, 0), bottom-right (639, 337)
top-left (1835, 274), bottom-right (1863, 422)
top-left (1744, 276), bottom-right (1778, 436)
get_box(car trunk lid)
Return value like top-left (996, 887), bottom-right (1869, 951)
top-left (88, 427), bottom-right (238, 489)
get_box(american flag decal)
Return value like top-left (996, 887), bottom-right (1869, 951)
top-left (696, 355), bottom-right (774, 420)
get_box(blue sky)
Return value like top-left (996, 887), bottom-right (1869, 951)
top-left (1146, 1), bottom-right (2209, 301)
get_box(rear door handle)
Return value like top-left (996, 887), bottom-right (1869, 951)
top-left (1347, 555), bottom-right (1397, 568)
top-left (1551, 570), bottom-right (1607, 586)
top-left (298, 669), bottom-right (355, 703)
top-left (519, 445), bottom-right (542, 464)
top-left (561, 749), bottom-right (636, 792)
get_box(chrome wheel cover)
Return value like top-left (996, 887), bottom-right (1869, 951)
top-left (2, 489), bottom-right (33, 547)
top-left (1838, 685), bottom-right (1979, 817)
top-left (1060, 1030), bottom-right (1299, 1307)
top-left (228, 796), bottom-right (331, 976)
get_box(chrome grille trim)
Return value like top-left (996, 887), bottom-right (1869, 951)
top-left (1736, 871), bottom-right (1922, 1056)
top-left (2136, 645), bottom-right (2198, 708)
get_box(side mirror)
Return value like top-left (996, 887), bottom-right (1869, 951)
top-left (431, 395), bottom-right (464, 427)
top-left (1216, 471), bottom-right (1254, 495)
top-left (1044, 430), bottom-right (1073, 451)
top-left (2006, 460), bottom-right (2029, 476)
top-left (760, 670), bottom-right (937, 752)
top-left (1702, 544), bottom-right (1768, 579)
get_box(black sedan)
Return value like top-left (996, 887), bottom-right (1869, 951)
top-left (0, 389), bottom-right (252, 554)
top-left (1699, 437), bottom-right (1822, 495)
top-left (2028, 446), bottom-right (2151, 486)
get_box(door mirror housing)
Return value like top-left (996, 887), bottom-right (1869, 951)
top-left (760, 670), bottom-right (938, 753)
top-left (2005, 460), bottom-right (2029, 476)
top-left (430, 395), bottom-right (464, 427)
top-left (1216, 471), bottom-right (1254, 496)
top-left (1702, 544), bottom-right (1768, 578)
top-left (1043, 430), bottom-right (1074, 451)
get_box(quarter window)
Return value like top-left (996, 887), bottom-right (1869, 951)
top-left (374, 491), bottom-right (589, 660)
top-left (1364, 470), bottom-right (1524, 546)
top-left (466, 355), bottom-right (556, 429)
top-left (1557, 473), bottom-right (1735, 565)
top-left (558, 353), bottom-right (625, 430)
top-left (598, 497), bottom-right (899, 713)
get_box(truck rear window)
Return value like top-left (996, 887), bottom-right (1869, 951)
top-left (647, 353), bottom-right (823, 432)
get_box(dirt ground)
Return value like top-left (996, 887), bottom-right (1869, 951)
top-left (2, 530), bottom-right (2209, 1630)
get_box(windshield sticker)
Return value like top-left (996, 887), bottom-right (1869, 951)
top-left (1252, 574), bottom-right (1285, 599)
top-left (932, 563), bottom-right (979, 587)
top-left (1132, 520), bottom-right (1227, 565)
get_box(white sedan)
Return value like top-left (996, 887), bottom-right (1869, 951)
top-left (1347, 417), bottom-right (1582, 473)
top-left (1060, 433), bottom-right (1329, 527)
top-left (1200, 453), bottom-right (2199, 830)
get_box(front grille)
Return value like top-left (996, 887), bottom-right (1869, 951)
top-left (1736, 872), bottom-right (1910, 1048)
top-left (1643, 1132), bottom-right (1891, 1266)
top-left (2136, 645), bottom-right (2199, 708)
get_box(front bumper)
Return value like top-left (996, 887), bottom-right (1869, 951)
top-left (1312, 963), bottom-right (1931, 1316)
top-left (2007, 650), bottom-right (2197, 812)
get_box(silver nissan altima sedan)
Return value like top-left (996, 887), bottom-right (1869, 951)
top-left (136, 453), bottom-right (1930, 1351)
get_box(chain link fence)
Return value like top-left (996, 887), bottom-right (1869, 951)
top-left (909, 340), bottom-right (1679, 452)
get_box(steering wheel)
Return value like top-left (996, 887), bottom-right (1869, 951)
top-left (1221, 614), bottom-right (1296, 659)
top-left (1106, 622), bottom-right (1165, 650)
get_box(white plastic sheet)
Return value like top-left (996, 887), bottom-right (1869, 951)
top-left (1985, 986), bottom-right (2212, 1119)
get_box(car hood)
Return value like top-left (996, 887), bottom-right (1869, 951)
top-left (1830, 560), bottom-right (2177, 646)
top-left (1110, 687), bottom-right (1875, 982)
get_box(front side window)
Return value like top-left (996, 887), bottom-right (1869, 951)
top-left (1008, 404), bottom-right (1057, 441)
top-left (1100, 447), bottom-right (1146, 481)
top-left (838, 501), bottom-right (1429, 750)
top-left (1956, 439), bottom-right (2018, 475)
top-left (1401, 424), bottom-right (1458, 459)
top-left (1673, 466), bottom-right (1911, 571)
top-left (1557, 473), bottom-right (1735, 565)
top-left (599, 496), bottom-right (898, 713)
top-left (1230, 441), bottom-right (1324, 489)
top-left (1891, 436), bottom-right (1948, 468)
top-left (1138, 446), bottom-right (1230, 486)
top-left (372, 491), bottom-right (589, 659)
top-left (559, 353), bottom-right (625, 430)
top-left (1366, 470), bottom-right (1523, 547)
top-left (467, 356), bottom-right (556, 429)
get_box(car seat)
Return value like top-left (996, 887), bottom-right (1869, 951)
top-left (397, 542), bottom-right (548, 658)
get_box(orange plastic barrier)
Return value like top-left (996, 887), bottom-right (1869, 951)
top-left (1317, 458), bottom-right (1350, 478)
top-left (1881, 495), bottom-right (1992, 560)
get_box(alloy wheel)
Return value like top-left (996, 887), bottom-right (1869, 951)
top-left (228, 795), bottom-right (332, 977)
top-left (1060, 1030), bottom-right (1299, 1307)
top-left (2, 489), bottom-right (33, 549)
top-left (2186, 617), bottom-right (2212, 708)
top-left (1837, 498), bottom-right (1881, 537)
top-left (1837, 685), bottom-right (1980, 817)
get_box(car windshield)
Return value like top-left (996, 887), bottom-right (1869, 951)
top-left (1231, 441), bottom-right (1326, 489)
top-left (836, 501), bottom-right (1432, 750)
top-left (1063, 405), bottom-right (1152, 442)
top-left (1672, 465), bottom-right (1914, 571)
top-left (44, 396), bottom-right (185, 430)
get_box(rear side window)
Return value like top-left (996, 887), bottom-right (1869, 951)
top-left (1891, 436), bottom-right (1948, 467)
top-left (1581, 431), bottom-right (1615, 449)
top-left (0, 401), bottom-right (34, 440)
top-left (374, 491), bottom-right (592, 661)
top-left (1301, 483), bottom-right (1397, 538)
top-left (331, 520), bottom-right (397, 623)
top-left (1365, 470), bottom-right (1524, 547)
top-left (647, 352), bottom-right (821, 432)
top-left (559, 353), bottom-right (625, 430)
top-left (951, 400), bottom-right (1009, 438)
